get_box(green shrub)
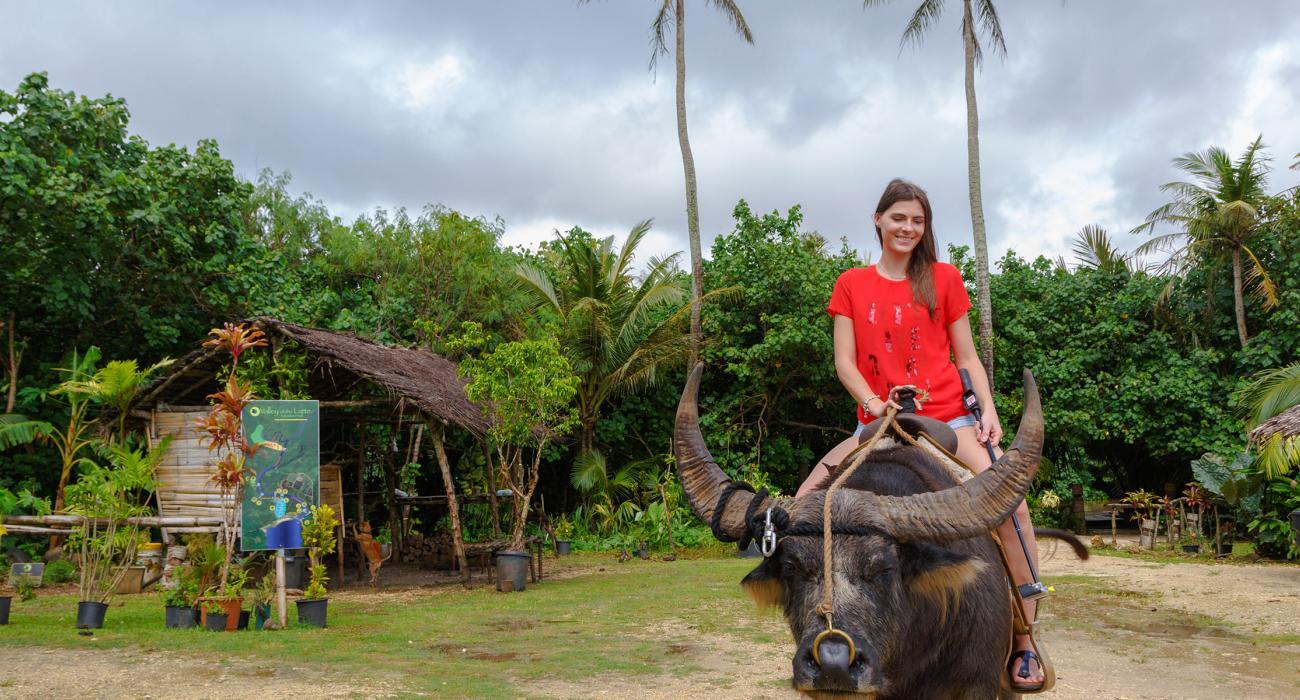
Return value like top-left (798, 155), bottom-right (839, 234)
top-left (42, 559), bottom-right (76, 584)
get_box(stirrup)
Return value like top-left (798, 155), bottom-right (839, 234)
top-left (1003, 629), bottom-right (1055, 695)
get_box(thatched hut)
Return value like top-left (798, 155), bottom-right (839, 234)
top-left (134, 317), bottom-right (493, 585)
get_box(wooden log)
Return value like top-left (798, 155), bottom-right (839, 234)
top-left (1, 525), bottom-right (76, 535)
top-left (430, 421), bottom-right (470, 588)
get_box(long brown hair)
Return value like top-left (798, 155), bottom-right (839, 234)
top-left (874, 178), bottom-right (939, 318)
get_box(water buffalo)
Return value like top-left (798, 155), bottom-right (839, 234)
top-left (674, 365), bottom-right (1060, 699)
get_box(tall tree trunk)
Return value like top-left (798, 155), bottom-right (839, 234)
top-left (5, 312), bottom-right (17, 413)
top-left (431, 423), bottom-right (470, 588)
top-left (675, 0), bottom-right (704, 367)
top-left (962, 0), bottom-right (995, 386)
top-left (1232, 248), bottom-right (1249, 348)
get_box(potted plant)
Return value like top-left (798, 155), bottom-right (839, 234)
top-left (1125, 489), bottom-right (1158, 549)
top-left (297, 503), bottom-right (337, 627)
top-left (202, 597), bottom-right (229, 631)
top-left (1182, 483), bottom-right (1213, 553)
top-left (65, 440), bottom-right (162, 629)
top-left (553, 517), bottom-right (574, 555)
top-left (161, 564), bottom-right (199, 629)
top-left (450, 324), bottom-right (579, 593)
top-left (248, 574), bottom-right (276, 631)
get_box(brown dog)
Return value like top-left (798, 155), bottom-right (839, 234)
top-left (349, 521), bottom-right (391, 586)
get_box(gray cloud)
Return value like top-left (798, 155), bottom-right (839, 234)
top-left (2, 1), bottom-right (1297, 268)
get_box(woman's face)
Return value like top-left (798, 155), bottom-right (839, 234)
top-left (874, 199), bottom-right (927, 257)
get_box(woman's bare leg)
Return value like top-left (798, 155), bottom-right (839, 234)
top-left (796, 433), bottom-right (860, 497)
top-left (953, 425), bottom-right (1043, 687)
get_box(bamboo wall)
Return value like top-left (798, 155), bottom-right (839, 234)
top-left (148, 410), bottom-right (234, 522)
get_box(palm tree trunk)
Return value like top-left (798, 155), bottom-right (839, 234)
top-left (5, 312), bottom-right (17, 413)
top-left (675, 0), bottom-right (704, 367)
top-left (962, 0), bottom-right (995, 385)
top-left (1232, 248), bottom-right (1249, 348)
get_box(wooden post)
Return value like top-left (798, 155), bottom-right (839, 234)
top-left (1071, 483), bottom-right (1086, 536)
top-left (1110, 508), bottom-right (1118, 548)
top-left (382, 446), bottom-right (403, 560)
top-left (357, 422), bottom-right (367, 523)
top-left (430, 421), bottom-right (470, 588)
top-left (276, 550), bottom-right (287, 629)
top-left (660, 482), bottom-right (676, 555)
top-left (483, 442), bottom-right (501, 538)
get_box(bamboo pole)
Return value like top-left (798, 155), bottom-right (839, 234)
top-left (3, 514), bottom-right (224, 527)
top-left (430, 421), bottom-right (469, 588)
top-left (1, 525), bottom-right (76, 535)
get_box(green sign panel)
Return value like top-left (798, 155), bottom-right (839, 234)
top-left (240, 400), bottom-right (320, 551)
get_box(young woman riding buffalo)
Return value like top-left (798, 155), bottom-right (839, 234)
top-left (797, 178), bottom-right (1045, 692)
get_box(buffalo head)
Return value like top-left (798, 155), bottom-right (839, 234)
top-left (674, 364), bottom-right (1043, 696)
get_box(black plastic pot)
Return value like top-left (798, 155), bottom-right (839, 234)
top-left (555, 540), bottom-right (572, 555)
top-left (283, 552), bottom-right (307, 590)
top-left (237, 609), bottom-right (250, 630)
top-left (1181, 544), bottom-right (1200, 554)
top-left (495, 550), bottom-right (530, 592)
top-left (1216, 541), bottom-right (1234, 556)
top-left (205, 611), bottom-right (229, 632)
top-left (76, 601), bottom-right (108, 629)
top-left (165, 605), bottom-right (197, 629)
top-left (635, 543), bottom-right (649, 560)
top-left (191, 606), bottom-right (202, 626)
top-left (296, 598), bottom-right (328, 627)
top-left (0, 595), bottom-right (11, 625)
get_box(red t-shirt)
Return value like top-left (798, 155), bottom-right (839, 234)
top-left (827, 263), bottom-right (973, 423)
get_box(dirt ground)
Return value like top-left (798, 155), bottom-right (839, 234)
top-left (2, 548), bottom-right (1297, 699)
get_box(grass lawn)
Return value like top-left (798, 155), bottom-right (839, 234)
top-left (0, 552), bottom-right (790, 696)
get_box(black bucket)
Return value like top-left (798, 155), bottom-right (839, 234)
top-left (237, 609), bottom-right (250, 630)
top-left (205, 611), bottom-right (229, 632)
top-left (555, 540), bottom-right (572, 555)
top-left (165, 605), bottom-right (197, 629)
top-left (296, 598), bottom-right (328, 627)
top-left (76, 601), bottom-right (108, 629)
top-left (495, 550), bottom-right (530, 592)
top-left (284, 552), bottom-right (307, 590)
top-left (0, 595), bottom-right (11, 625)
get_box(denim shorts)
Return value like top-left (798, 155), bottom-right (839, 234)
top-left (854, 412), bottom-right (977, 437)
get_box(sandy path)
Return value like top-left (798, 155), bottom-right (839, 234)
top-left (2, 553), bottom-right (1296, 699)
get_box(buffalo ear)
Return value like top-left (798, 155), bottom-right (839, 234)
top-left (740, 557), bottom-right (785, 609)
top-left (901, 542), bottom-right (987, 620)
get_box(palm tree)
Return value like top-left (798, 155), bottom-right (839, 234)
top-left (586, 1), bottom-right (753, 365)
top-left (1134, 136), bottom-right (1279, 348)
top-left (516, 221), bottom-right (694, 454)
top-left (1071, 224), bottom-right (1134, 274)
top-left (1237, 362), bottom-right (1300, 478)
top-left (863, 0), bottom-right (1006, 381)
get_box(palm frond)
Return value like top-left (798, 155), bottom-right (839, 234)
top-left (1252, 433), bottom-right (1300, 480)
top-left (1071, 224), bottom-right (1131, 273)
top-left (0, 413), bottom-right (55, 450)
top-left (515, 261), bottom-right (563, 314)
top-left (1236, 363), bottom-right (1300, 427)
top-left (648, 0), bottom-right (675, 74)
top-left (900, 0), bottom-right (946, 48)
top-left (570, 449), bottom-right (609, 495)
top-left (706, 0), bottom-right (754, 43)
top-left (974, 0), bottom-right (1007, 56)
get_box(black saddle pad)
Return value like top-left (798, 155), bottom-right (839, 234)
top-left (858, 413), bottom-right (959, 454)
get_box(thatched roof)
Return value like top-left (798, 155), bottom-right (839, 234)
top-left (1251, 404), bottom-right (1300, 441)
top-left (137, 317), bottom-right (489, 437)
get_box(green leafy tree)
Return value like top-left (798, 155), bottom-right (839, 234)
top-left (863, 0), bottom-right (1009, 381)
top-left (451, 323), bottom-right (580, 550)
top-left (1134, 136), bottom-right (1280, 348)
top-left (0, 73), bottom-right (263, 368)
top-left (585, 0), bottom-right (754, 363)
top-left (516, 222), bottom-right (694, 454)
top-left (701, 200), bottom-right (860, 487)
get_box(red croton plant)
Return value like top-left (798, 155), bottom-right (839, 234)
top-left (194, 322), bottom-right (267, 600)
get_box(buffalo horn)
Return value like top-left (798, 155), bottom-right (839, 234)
top-left (849, 369), bottom-right (1044, 542)
top-left (674, 363), bottom-right (775, 541)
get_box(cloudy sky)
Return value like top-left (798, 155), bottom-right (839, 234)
top-left (3, 1), bottom-right (1298, 267)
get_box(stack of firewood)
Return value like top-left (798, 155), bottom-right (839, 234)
top-left (397, 531), bottom-right (454, 569)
